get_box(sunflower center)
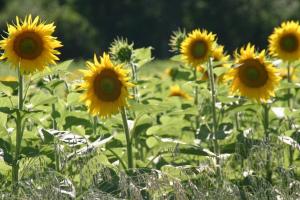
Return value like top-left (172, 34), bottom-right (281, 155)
top-left (94, 69), bottom-right (122, 102)
top-left (191, 41), bottom-right (207, 58)
top-left (13, 31), bottom-right (43, 59)
top-left (245, 68), bottom-right (259, 80)
top-left (239, 59), bottom-right (268, 88)
top-left (279, 34), bottom-right (299, 52)
top-left (100, 78), bottom-right (115, 94)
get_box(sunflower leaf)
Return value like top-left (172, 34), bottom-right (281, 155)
top-left (0, 82), bottom-right (13, 96)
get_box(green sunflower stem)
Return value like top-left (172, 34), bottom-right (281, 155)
top-left (193, 67), bottom-right (199, 105)
top-left (54, 139), bottom-right (60, 172)
top-left (287, 62), bottom-right (292, 109)
top-left (51, 104), bottom-right (58, 130)
top-left (263, 103), bottom-right (272, 183)
top-left (130, 62), bottom-right (139, 102)
top-left (12, 67), bottom-right (24, 191)
top-left (48, 75), bottom-right (60, 172)
top-left (92, 116), bottom-right (98, 135)
top-left (207, 58), bottom-right (221, 180)
top-left (52, 103), bottom-right (60, 172)
top-left (193, 67), bottom-right (200, 132)
top-left (287, 61), bottom-right (294, 166)
top-left (121, 108), bottom-right (133, 169)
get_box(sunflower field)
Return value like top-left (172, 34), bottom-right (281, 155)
top-left (0, 14), bottom-right (300, 200)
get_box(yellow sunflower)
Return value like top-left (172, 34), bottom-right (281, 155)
top-left (269, 21), bottom-right (300, 61)
top-left (0, 15), bottom-right (62, 73)
top-left (181, 29), bottom-right (216, 67)
top-left (168, 85), bottom-right (192, 100)
top-left (80, 53), bottom-right (133, 118)
top-left (197, 45), bottom-right (230, 83)
top-left (226, 44), bottom-right (281, 102)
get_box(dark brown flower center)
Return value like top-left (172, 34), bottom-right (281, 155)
top-left (191, 40), bottom-right (207, 59)
top-left (13, 31), bottom-right (43, 59)
top-left (279, 33), bottom-right (299, 52)
top-left (238, 59), bottom-right (268, 88)
top-left (94, 69), bottom-right (122, 102)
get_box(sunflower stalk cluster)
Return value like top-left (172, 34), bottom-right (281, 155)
top-left (0, 15), bottom-right (62, 191)
top-left (207, 57), bottom-right (222, 180)
top-left (12, 67), bottom-right (24, 190)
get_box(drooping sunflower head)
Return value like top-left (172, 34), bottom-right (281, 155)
top-left (80, 53), bottom-right (133, 118)
top-left (0, 15), bottom-right (62, 73)
top-left (168, 85), bottom-right (192, 100)
top-left (226, 44), bottom-right (281, 102)
top-left (269, 21), bottom-right (300, 61)
top-left (180, 29), bottom-right (216, 67)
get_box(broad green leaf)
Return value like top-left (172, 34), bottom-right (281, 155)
top-left (32, 60), bottom-right (73, 80)
top-left (161, 165), bottom-right (190, 180)
top-left (0, 97), bottom-right (15, 114)
top-left (146, 137), bottom-right (158, 148)
top-left (213, 66), bottom-right (228, 76)
top-left (80, 154), bottom-right (114, 189)
top-left (0, 82), bottom-right (13, 96)
top-left (132, 114), bottom-right (153, 137)
top-left (47, 79), bottom-right (66, 89)
top-left (0, 159), bottom-right (10, 177)
top-left (146, 120), bottom-right (187, 137)
top-left (64, 112), bottom-right (91, 129)
top-left (30, 93), bottom-right (57, 108)
top-left (130, 101), bottom-right (174, 116)
top-left (0, 113), bottom-right (7, 125)
top-left (278, 82), bottom-right (300, 90)
top-left (0, 126), bottom-right (12, 165)
top-left (226, 103), bottom-right (259, 113)
top-left (133, 47), bottom-right (153, 68)
top-left (218, 96), bottom-right (239, 104)
top-left (170, 55), bottom-right (182, 62)
top-left (67, 92), bottom-right (82, 106)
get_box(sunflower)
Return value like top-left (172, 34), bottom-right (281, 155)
top-left (181, 29), bottom-right (216, 67)
top-left (168, 85), bottom-right (192, 100)
top-left (269, 21), bottom-right (300, 61)
top-left (197, 45), bottom-right (230, 83)
top-left (0, 15), bottom-right (62, 73)
top-left (80, 53), bottom-right (133, 118)
top-left (109, 37), bottom-right (134, 63)
top-left (226, 44), bottom-right (281, 102)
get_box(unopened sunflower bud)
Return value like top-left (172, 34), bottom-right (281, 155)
top-left (109, 37), bottom-right (134, 63)
top-left (169, 28), bottom-right (186, 53)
